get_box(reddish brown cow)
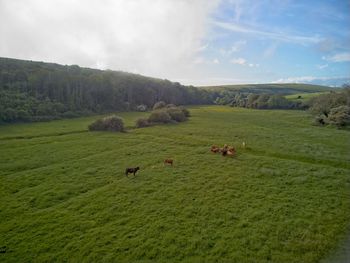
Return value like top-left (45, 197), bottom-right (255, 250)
top-left (226, 150), bottom-right (235, 156)
top-left (211, 145), bottom-right (220, 153)
top-left (164, 159), bottom-right (174, 166)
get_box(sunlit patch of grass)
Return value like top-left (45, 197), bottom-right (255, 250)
top-left (285, 92), bottom-right (330, 102)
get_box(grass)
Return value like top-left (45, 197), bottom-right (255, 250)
top-left (0, 106), bottom-right (349, 262)
top-left (199, 83), bottom-right (334, 95)
top-left (285, 92), bottom-right (330, 102)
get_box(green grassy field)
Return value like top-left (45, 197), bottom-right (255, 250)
top-left (200, 83), bottom-right (334, 95)
top-left (1, 106), bottom-right (349, 262)
top-left (285, 92), bottom-right (330, 102)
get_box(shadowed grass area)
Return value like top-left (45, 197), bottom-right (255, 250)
top-left (0, 106), bottom-right (349, 262)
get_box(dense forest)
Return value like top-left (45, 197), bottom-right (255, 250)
top-left (0, 57), bottom-right (215, 123)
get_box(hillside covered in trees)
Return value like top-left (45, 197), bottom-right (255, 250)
top-left (1, 57), bottom-right (341, 124)
top-left (0, 57), bottom-right (215, 123)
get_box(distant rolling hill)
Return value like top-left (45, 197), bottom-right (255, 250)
top-left (199, 83), bottom-right (335, 95)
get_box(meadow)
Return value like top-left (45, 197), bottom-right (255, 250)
top-left (0, 106), bottom-right (349, 262)
top-left (285, 92), bottom-right (330, 102)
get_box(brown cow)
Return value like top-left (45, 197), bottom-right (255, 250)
top-left (164, 159), bottom-right (174, 166)
top-left (221, 144), bottom-right (229, 156)
top-left (226, 150), bottom-right (235, 156)
top-left (211, 145), bottom-right (220, 153)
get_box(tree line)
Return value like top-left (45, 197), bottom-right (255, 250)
top-left (214, 91), bottom-right (305, 109)
top-left (1, 57), bottom-right (348, 128)
top-left (0, 57), bottom-right (215, 123)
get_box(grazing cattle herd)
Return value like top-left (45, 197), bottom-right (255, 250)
top-left (125, 143), bottom-right (246, 177)
top-left (211, 144), bottom-right (236, 156)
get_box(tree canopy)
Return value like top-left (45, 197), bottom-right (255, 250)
top-left (0, 57), bottom-right (215, 123)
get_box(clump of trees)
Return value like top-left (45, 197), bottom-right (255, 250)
top-left (308, 86), bottom-right (350, 128)
top-left (88, 115), bottom-right (124, 132)
top-left (215, 92), bottom-right (304, 109)
top-left (136, 103), bottom-right (189, 128)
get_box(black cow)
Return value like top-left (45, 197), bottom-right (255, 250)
top-left (125, 167), bottom-right (140, 177)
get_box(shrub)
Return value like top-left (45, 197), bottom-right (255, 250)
top-left (313, 115), bottom-right (327, 126)
top-left (308, 90), bottom-right (348, 117)
top-left (89, 115), bottom-right (124, 132)
top-left (166, 107), bottom-right (187, 122)
top-left (136, 104), bottom-right (147, 112)
top-left (136, 117), bottom-right (150, 128)
top-left (153, 101), bottom-right (166, 110)
top-left (179, 106), bottom-right (190, 117)
top-left (148, 110), bottom-right (172, 123)
top-left (166, 104), bottom-right (177, 108)
top-left (135, 106), bottom-right (190, 128)
top-left (327, 106), bottom-right (350, 128)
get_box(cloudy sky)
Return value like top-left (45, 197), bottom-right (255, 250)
top-left (0, 0), bottom-right (349, 86)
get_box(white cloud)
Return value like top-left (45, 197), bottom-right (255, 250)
top-left (324, 52), bottom-right (350, 62)
top-left (219, 40), bottom-right (246, 56)
top-left (231, 40), bottom-right (246, 52)
top-left (176, 76), bottom-right (254, 86)
top-left (0, 0), bottom-right (220, 80)
top-left (213, 21), bottom-right (322, 45)
top-left (317, 64), bottom-right (328, 69)
top-left (193, 57), bottom-right (220, 65)
top-left (232, 0), bottom-right (243, 22)
top-left (230, 57), bottom-right (258, 67)
top-left (230, 57), bottom-right (246, 65)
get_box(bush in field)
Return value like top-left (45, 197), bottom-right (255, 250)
top-left (166, 107), bottom-right (187, 122)
top-left (308, 89), bottom-right (349, 117)
top-left (308, 88), bottom-right (350, 128)
top-left (89, 115), bottom-right (124, 132)
top-left (179, 106), bottom-right (190, 117)
top-left (135, 105), bottom-right (190, 128)
top-left (166, 104), bottom-right (177, 108)
top-left (153, 101), bottom-right (166, 110)
top-left (136, 117), bottom-right (150, 128)
top-left (148, 110), bottom-right (172, 123)
top-left (313, 114), bottom-right (327, 126)
top-left (327, 106), bottom-right (350, 128)
top-left (136, 104), bottom-right (147, 112)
